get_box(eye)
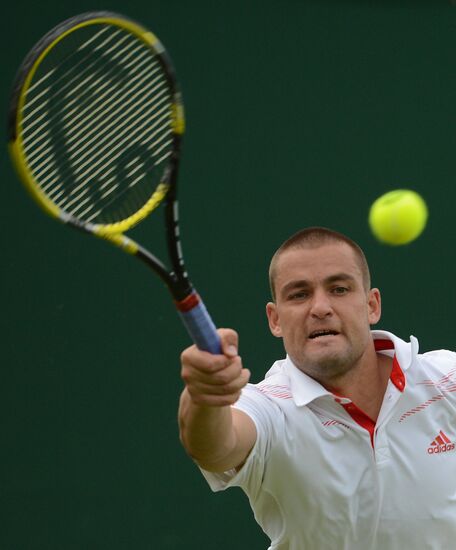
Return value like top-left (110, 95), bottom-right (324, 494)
top-left (288, 290), bottom-right (309, 300)
top-left (332, 286), bottom-right (349, 295)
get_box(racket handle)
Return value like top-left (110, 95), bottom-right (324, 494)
top-left (176, 293), bottom-right (222, 354)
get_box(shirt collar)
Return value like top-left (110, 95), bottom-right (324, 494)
top-left (279, 330), bottom-right (418, 408)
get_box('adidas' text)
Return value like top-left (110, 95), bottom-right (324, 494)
top-left (428, 443), bottom-right (455, 454)
top-left (427, 430), bottom-right (455, 454)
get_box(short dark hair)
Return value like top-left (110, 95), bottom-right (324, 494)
top-left (269, 227), bottom-right (371, 301)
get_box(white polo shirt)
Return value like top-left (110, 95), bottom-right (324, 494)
top-left (201, 331), bottom-right (456, 550)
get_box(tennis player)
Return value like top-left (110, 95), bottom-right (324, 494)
top-left (178, 227), bottom-right (456, 549)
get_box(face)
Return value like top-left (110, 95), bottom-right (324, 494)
top-left (266, 243), bottom-right (381, 383)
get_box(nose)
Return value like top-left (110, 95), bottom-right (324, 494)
top-left (309, 289), bottom-right (333, 319)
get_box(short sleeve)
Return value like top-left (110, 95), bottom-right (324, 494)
top-left (200, 383), bottom-right (283, 500)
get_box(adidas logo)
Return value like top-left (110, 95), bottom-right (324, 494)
top-left (427, 430), bottom-right (455, 455)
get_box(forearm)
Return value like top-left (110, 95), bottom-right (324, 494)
top-left (178, 387), bottom-right (237, 471)
top-left (178, 329), bottom-right (254, 472)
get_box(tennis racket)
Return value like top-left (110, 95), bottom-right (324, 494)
top-left (7, 11), bottom-right (221, 354)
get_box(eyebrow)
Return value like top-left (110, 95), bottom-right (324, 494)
top-left (325, 273), bottom-right (357, 285)
top-left (280, 273), bottom-right (357, 296)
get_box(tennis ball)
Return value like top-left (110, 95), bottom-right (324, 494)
top-left (368, 189), bottom-right (428, 245)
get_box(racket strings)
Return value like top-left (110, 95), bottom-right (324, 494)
top-left (25, 60), bottom-right (168, 192)
top-left (22, 38), bottom-right (151, 149)
top-left (23, 35), bottom-right (157, 148)
top-left (23, 29), bottom-right (170, 170)
top-left (60, 89), bottom-right (171, 184)
top-left (19, 23), bottom-right (176, 225)
top-left (35, 83), bottom-right (170, 196)
top-left (22, 26), bottom-right (115, 114)
top-left (43, 63), bottom-right (164, 161)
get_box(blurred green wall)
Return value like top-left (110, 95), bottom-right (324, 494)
top-left (2, 1), bottom-right (456, 548)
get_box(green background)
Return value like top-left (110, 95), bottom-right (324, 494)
top-left (2, 1), bottom-right (456, 548)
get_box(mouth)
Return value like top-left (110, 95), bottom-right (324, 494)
top-left (308, 329), bottom-right (340, 340)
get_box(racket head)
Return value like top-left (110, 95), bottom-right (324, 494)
top-left (8, 11), bottom-right (185, 235)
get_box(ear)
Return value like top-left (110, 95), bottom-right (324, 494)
top-left (266, 302), bottom-right (283, 338)
top-left (367, 288), bottom-right (382, 325)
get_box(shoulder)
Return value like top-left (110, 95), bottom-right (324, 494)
top-left (233, 361), bottom-right (291, 427)
top-left (253, 360), bottom-right (293, 401)
top-left (419, 349), bottom-right (456, 370)
top-left (413, 349), bottom-right (456, 381)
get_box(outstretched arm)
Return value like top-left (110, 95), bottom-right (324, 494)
top-left (178, 329), bottom-right (256, 473)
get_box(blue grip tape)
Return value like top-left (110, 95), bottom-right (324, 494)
top-left (178, 299), bottom-right (221, 354)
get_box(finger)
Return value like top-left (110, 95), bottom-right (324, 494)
top-left (181, 346), bottom-right (240, 377)
top-left (217, 328), bottom-right (239, 358)
top-left (187, 368), bottom-right (251, 396)
top-left (183, 357), bottom-right (243, 385)
top-left (180, 345), bottom-right (228, 372)
top-left (187, 369), bottom-right (251, 406)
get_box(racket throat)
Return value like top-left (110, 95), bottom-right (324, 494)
top-left (165, 197), bottom-right (187, 280)
top-left (134, 244), bottom-right (192, 300)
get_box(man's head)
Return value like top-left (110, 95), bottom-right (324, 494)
top-left (266, 227), bottom-right (380, 384)
top-left (269, 227), bottom-right (371, 302)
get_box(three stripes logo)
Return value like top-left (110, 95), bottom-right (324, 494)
top-left (427, 430), bottom-right (455, 455)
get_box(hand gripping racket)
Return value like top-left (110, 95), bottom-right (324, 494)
top-left (7, 11), bottom-right (221, 354)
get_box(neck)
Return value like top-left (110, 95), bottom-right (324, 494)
top-left (324, 351), bottom-right (393, 421)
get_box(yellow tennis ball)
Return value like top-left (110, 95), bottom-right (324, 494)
top-left (368, 189), bottom-right (428, 245)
